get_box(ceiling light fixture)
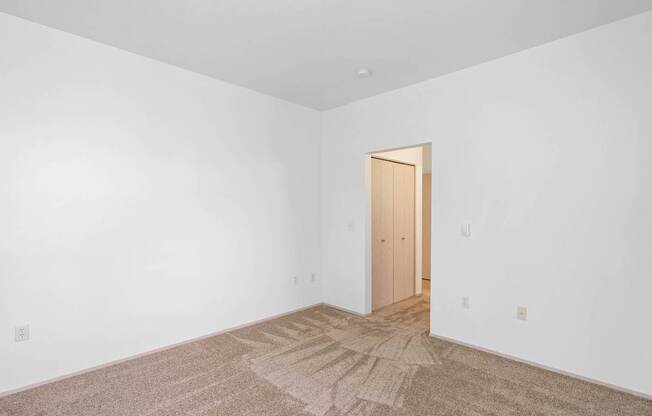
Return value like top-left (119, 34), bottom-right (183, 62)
top-left (356, 67), bottom-right (372, 78)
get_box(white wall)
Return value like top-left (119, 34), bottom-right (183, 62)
top-left (370, 146), bottom-right (424, 305)
top-left (0, 13), bottom-right (322, 394)
top-left (321, 12), bottom-right (652, 396)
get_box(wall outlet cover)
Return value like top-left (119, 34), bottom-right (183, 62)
top-left (15, 325), bottom-right (30, 342)
top-left (462, 296), bottom-right (470, 309)
top-left (517, 306), bottom-right (528, 321)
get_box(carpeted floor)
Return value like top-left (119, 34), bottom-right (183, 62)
top-left (2, 281), bottom-right (650, 415)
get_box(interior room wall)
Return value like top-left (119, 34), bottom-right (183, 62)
top-left (0, 13), bottom-right (322, 394)
top-left (422, 175), bottom-right (432, 280)
top-left (422, 144), bottom-right (432, 281)
top-left (321, 12), bottom-right (652, 396)
top-left (370, 147), bottom-right (424, 301)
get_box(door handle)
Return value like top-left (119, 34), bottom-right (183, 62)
top-left (381, 239), bottom-right (386, 243)
top-left (401, 237), bottom-right (406, 240)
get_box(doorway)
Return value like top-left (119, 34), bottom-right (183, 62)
top-left (367, 144), bottom-right (431, 312)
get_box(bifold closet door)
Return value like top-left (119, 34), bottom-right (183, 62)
top-left (372, 158), bottom-right (394, 310)
top-left (393, 162), bottom-right (415, 303)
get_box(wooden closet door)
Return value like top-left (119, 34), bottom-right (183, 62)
top-left (393, 163), bottom-right (415, 302)
top-left (372, 158), bottom-right (394, 310)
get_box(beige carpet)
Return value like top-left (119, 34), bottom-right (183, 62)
top-left (2, 283), bottom-right (650, 415)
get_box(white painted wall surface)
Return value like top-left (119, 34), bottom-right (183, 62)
top-left (321, 12), bottom-right (652, 396)
top-left (371, 146), bottom-right (424, 303)
top-left (0, 13), bottom-right (322, 393)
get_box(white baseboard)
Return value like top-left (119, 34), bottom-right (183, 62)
top-left (429, 332), bottom-right (652, 401)
top-left (322, 302), bottom-right (371, 317)
top-left (0, 302), bottom-right (323, 398)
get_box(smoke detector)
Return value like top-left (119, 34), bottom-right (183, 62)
top-left (356, 67), bottom-right (373, 78)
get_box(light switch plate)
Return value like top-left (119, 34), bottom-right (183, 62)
top-left (461, 222), bottom-right (471, 237)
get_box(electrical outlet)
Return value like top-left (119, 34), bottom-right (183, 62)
top-left (462, 296), bottom-right (470, 310)
top-left (517, 306), bottom-right (528, 321)
top-left (15, 325), bottom-right (30, 342)
top-left (310, 272), bottom-right (316, 282)
top-left (293, 276), bottom-right (298, 285)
